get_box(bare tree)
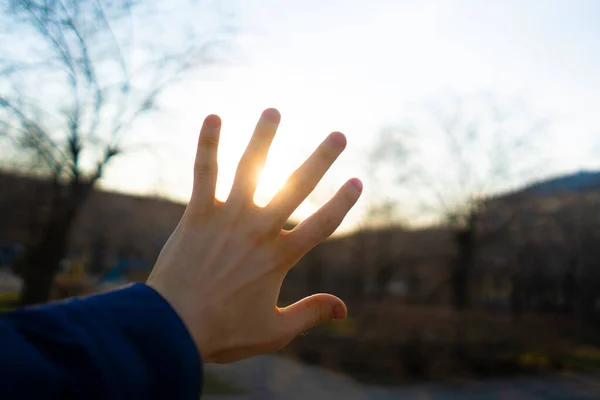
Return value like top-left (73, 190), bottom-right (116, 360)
top-left (370, 93), bottom-right (547, 310)
top-left (0, 0), bottom-right (234, 304)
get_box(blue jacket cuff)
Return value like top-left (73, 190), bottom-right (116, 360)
top-left (81, 283), bottom-right (203, 398)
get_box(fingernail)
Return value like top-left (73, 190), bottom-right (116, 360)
top-left (333, 304), bottom-right (346, 320)
top-left (262, 108), bottom-right (281, 124)
top-left (329, 132), bottom-right (347, 148)
top-left (205, 114), bottom-right (221, 128)
top-left (349, 178), bottom-right (363, 193)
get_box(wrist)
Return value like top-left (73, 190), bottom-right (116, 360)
top-left (145, 279), bottom-right (212, 362)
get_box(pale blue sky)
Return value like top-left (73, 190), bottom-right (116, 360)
top-left (100, 0), bottom-right (600, 232)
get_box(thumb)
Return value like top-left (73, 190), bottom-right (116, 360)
top-left (278, 293), bottom-right (347, 338)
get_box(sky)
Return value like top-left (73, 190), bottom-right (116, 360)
top-left (99, 0), bottom-right (600, 233)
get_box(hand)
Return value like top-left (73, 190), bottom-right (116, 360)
top-left (147, 108), bottom-right (362, 363)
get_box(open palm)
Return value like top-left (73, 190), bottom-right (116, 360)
top-left (147, 108), bottom-right (362, 363)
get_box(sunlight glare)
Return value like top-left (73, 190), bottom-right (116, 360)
top-left (253, 165), bottom-right (288, 207)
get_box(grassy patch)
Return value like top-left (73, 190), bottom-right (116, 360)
top-left (324, 317), bottom-right (359, 336)
top-left (0, 292), bottom-right (18, 311)
top-left (565, 346), bottom-right (600, 370)
top-left (202, 371), bottom-right (246, 396)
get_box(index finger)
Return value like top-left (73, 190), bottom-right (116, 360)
top-left (227, 108), bottom-right (280, 210)
top-left (190, 114), bottom-right (221, 213)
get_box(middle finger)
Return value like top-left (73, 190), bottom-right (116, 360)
top-left (227, 108), bottom-right (281, 210)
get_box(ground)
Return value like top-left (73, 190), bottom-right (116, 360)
top-left (203, 355), bottom-right (600, 400)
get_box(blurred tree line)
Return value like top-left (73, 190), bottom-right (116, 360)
top-left (278, 91), bottom-right (600, 321)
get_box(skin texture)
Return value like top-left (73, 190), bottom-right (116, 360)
top-left (147, 108), bottom-right (362, 364)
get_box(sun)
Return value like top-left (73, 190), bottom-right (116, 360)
top-left (213, 158), bottom-right (352, 233)
top-left (215, 161), bottom-right (291, 207)
top-left (253, 166), bottom-right (288, 207)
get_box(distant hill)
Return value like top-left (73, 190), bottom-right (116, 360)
top-left (522, 170), bottom-right (600, 196)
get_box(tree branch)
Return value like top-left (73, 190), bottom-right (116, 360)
top-left (0, 95), bottom-right (69, 174)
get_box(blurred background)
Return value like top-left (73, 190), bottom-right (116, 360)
top-left (1, 0), bottom-right (600, 398)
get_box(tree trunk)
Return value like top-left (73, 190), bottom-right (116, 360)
top-left (19, 259), bottom-right (60, 305)
top-left (375, 263), bottom-right (393, 303)
top-left (510, 273), bottom-right (524, 317)
top-left (452, 222), bottom-right (475, 311)
top-left (19, 179), bottom-right (92, 306)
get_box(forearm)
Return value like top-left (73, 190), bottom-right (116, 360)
top-left (0, 284), bottom-right (202, 400)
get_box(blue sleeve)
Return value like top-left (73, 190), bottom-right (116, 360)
top-left (0, 283), bottom-right (203, 400)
